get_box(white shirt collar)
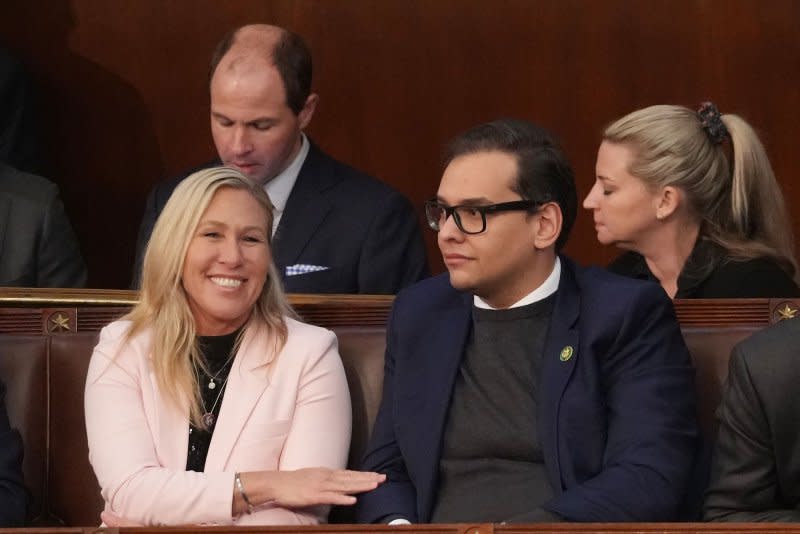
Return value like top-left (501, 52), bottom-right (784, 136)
top-left (264, 133), bottom-right (309, 236)
top-left (473, 257), bottom-right (561, 309)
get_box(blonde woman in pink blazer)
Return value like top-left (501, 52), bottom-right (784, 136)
top-left (85, 167), bottom-right (383, 526)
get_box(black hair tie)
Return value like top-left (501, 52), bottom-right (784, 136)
top-left (697, 101), bottom-right (730, 145)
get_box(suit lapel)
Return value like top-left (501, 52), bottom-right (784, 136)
top-left (204, 325), bottom-right (276, 471)
top-left (406, 291), bottom-right (472, 520)
top-left (538, 257), bottom-right (580, 492)
top-left (272, 144), bottom-right (340, 270)
top-left (154, 362), bottom-right (192, 469)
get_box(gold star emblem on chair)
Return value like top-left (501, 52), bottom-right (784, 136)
top-left (773, 302), bottom-right (799, 323)
top-left (48, 311), bottom-right (71, 332)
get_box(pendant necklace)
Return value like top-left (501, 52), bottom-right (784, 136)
top-left (193, 349), bottom-right (236, 427)
top-left (201, 373), bottom-right (230, 428)
top-left (207, 350), bottom-right (236, 390)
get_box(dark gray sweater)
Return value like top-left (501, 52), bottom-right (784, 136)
top-left (431, 296), bottom-right (561, 523)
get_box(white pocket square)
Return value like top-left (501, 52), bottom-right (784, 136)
top-left (285, 264), bottom-right (330, 276)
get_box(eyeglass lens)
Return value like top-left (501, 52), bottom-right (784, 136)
top-left (425, 204), bottom-right (485, 234)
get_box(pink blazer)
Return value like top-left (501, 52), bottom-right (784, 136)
top-left (85, 317), bottom-right (351, 526)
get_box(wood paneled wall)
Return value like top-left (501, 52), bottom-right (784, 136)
top-left (2, 0), bottom-right (798, 288)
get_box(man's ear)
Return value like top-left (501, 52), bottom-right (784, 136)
top-left (655, 186), bottom-right (681, 220)
top-left (297, 93), bottom-right (319, 130)
top-left (532, 202), bottom-right (562, 250)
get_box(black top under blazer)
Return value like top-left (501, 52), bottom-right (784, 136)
top-left (609, 240), bottom-right (799, 298)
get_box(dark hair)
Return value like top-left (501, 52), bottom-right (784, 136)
top-left (208, 27), bottom-right (312, 115)
top-left (444, 119), bottom-right (577, 250)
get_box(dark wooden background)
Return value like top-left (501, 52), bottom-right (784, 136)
top-left (2, 0), bottom-right (798, 288)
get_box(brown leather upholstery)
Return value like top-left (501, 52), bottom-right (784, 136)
top-left (0, 324), bottom-right (387, 526)
top-left (681, 326), bottom-right (760, 441)
top-left (48, 333), bottom-right (102, 526)
top-left (335, 326), bottom-right (387, 469)
top-left (0, 293), bottom-right (794, 526)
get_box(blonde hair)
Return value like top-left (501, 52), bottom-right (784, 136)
top-left (125, 166), bottom-right (295, 427)
top-left (604, 104), bottom-right (796, 277)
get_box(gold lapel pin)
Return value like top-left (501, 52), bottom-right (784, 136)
top-left (559, 345), bottom-right (574, 362)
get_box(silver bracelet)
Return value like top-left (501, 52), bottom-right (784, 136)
top-left (234, 472), bottom-right (256, 514)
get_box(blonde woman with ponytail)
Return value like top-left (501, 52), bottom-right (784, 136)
top-left (85, 167), bottom-right (383, 527)
top-left (583, 102), bottom-right (799, 298)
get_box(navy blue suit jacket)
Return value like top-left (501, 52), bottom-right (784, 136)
top-left (0, 381), bottom-right (26, 526)
top-left (357, 257), bottom-right (698, 523)
top-left (133, 142), bottom-right (429, 293)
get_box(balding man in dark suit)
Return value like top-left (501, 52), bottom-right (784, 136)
top-left (134, 25), bottom-right (428, 293)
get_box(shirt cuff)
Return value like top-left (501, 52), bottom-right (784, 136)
top-left (388, 518), bottom-right (412, 525)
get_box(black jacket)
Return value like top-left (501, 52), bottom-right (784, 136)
top-left (609, 240), bottom-right (799, 298)
top-left (133, 143), bottom-right (429, 293)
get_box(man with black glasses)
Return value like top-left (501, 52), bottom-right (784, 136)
top-left (357, 119), bottom-right (698, 524)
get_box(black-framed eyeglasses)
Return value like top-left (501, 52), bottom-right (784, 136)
top-left (424, 199), bottom-right (542, 235)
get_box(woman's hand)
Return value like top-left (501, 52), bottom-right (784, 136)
top-left (238, 468), bottom-right (385, 512)
top-left (270, 468), bottom-right (385, 507)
